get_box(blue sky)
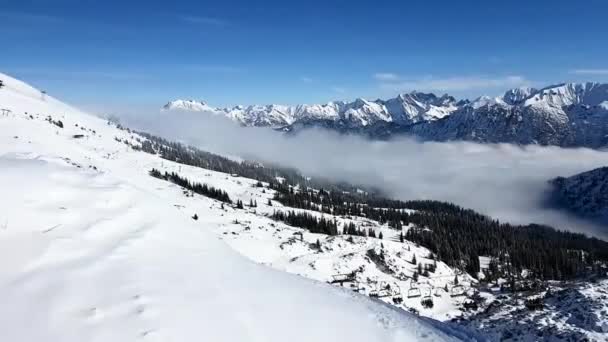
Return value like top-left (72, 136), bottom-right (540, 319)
top-left (2, 0), bottom-right (608, 111)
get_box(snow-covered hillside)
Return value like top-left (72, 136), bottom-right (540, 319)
top-left (0, 73), bottom-right (480, 341)
top-left (165, 83), bottom-right (608, 148)
top-left (458, 279), bottom-right (608, 341)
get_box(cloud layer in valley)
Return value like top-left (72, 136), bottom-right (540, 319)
top-left (119, 109), bottom-right (608, 239)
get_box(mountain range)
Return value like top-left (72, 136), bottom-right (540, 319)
top-left (164, 82), bottom-right (608, 148)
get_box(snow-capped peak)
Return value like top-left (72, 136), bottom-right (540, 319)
top-left (524, 82), bottom-right (608, 108)
top-left (163, 99), bottom-right (216, 112)
top-left (469, 95), bottom-right (508, 110)
top-left (502, 87), bottom-right (538, 105)
top-left (382, 92), bottom-right (458, 123)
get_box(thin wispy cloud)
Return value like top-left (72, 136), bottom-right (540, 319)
top-left (180, 15), bottom-right (228, 26)
top-left (331, 86), bottom-right (346, 94)
top-left (379, 75), bottom-right (530, 92)
top-left (373, 73), bottom-right (400, 82)
top-left (300, 76), bottom-right (313, 83)
top-left (569, 69), bottom-right (608, 76)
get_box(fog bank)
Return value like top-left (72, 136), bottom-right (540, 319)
top-left (120, 110), bottom-right (608, 239)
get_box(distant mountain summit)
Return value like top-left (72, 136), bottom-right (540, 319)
top-left (164, 82), bottom-right (608, 148)
top-left (163, 99), bottom-right (216, 112)
top-left (502, 87), bottom-right (538, 105)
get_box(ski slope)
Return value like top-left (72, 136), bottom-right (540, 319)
top-left (0, 72), bottom-right (478, 341)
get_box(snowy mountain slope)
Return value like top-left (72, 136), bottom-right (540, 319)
top-left (524, 82), bottom-right (608, 108)
top-left (382, 93), bottom-right (458, 124)
top-left (0, 72), bottom-right (477, 341)
top-left (502, 87), bottom-right (537, 105)
top-left (458, 280), bottom-right (608, 341)
top-left (548, 166), bottom-right (608, 224)
top-left (213, 218), bottom-right (479, 321)
top-left (133, 157), bottom-right (482, 322)
top-left (164, 82), bottom-right (608, 148)
top-left (130, 125), bottom-right (608, 340)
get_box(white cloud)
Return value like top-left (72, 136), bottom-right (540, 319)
top-left (381, 75), bottom-right (530, 92)
top-left (569, 69), bottom-right (608, 76)
top-left (300, 76), bottom-right (313, 83)
top-left (373, 73), bottom-right (400, 82)
top-left (331, 86), bottom-right (346, 94)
